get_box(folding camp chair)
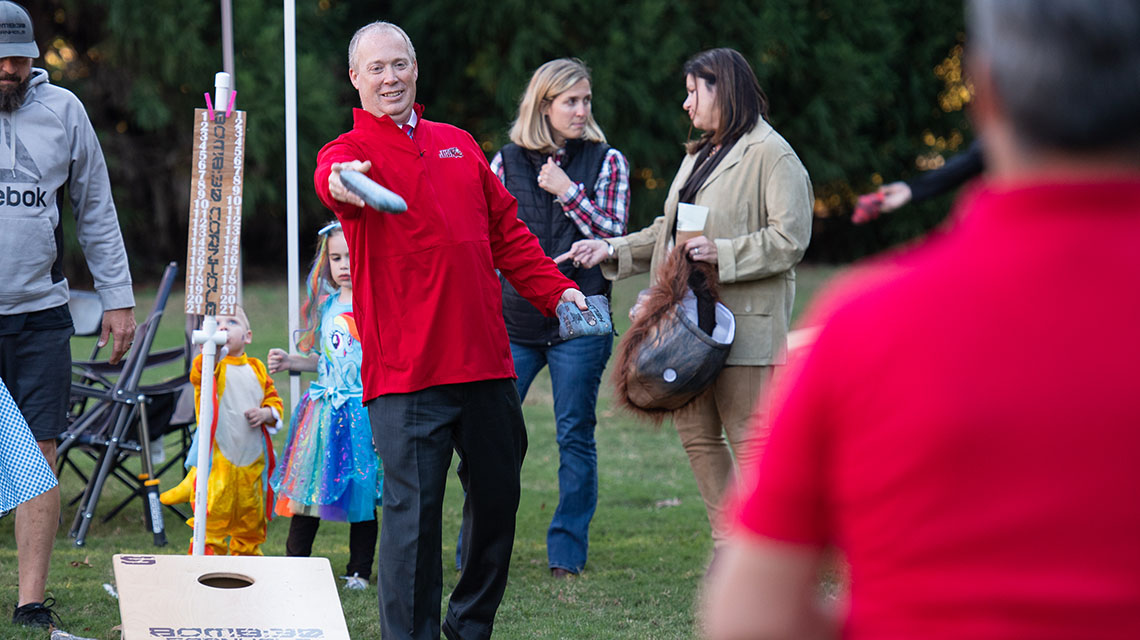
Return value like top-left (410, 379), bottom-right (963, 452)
top-left (57, 262), bottom-right (195, 547)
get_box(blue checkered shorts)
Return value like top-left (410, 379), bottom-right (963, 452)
top-left (0, 377), bottom-right (58, 512)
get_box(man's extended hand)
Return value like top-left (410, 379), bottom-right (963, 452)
top-left (329, 160), bottom-right (373, 207)
top-left (560, 288), bottom-right (588, 311)
top-left (99, 307), bottom-right (137, 365)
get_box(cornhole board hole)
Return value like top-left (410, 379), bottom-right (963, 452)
top-left (112, 554), bottom-right (350, 639)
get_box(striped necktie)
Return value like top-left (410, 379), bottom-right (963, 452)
top-left (401, 123), bottom-right (414, 139)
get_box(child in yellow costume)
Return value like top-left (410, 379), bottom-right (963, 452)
top-left (161, 307), bottom-right (283, 555)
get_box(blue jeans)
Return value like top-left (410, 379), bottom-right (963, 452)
top-left (454, 335), bottom-right (612, 573)
top-left (514, 335), bottom-right (612, 573)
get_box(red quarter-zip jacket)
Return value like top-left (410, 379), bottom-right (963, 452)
top-left (315, 105), bottom-right (576, 400)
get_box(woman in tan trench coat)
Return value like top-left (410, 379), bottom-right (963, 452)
top-left (560, 48), bottom-right (813, 544)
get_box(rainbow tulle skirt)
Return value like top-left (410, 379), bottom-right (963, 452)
top-left (271, 391), bottom-right (381, 522)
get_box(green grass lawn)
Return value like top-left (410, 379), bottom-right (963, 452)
top-left (1, 263), bottom-right (844, 640)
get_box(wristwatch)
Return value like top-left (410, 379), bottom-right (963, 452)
top-left (605, 241), bottom-right (615, 258)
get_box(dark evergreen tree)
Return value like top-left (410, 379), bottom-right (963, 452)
top-left (37, 0), bottom-right (968, 277)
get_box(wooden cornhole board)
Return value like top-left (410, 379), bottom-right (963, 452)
top-left (112, 554), bottom-right (350, 639)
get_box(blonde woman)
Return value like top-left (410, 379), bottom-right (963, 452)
top-left (488, 58), bottom-right (630, 578)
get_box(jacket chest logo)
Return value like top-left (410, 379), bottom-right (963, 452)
top-left (438, 147), bottom-right (463, 159)
top-left (0, 118), bottom-right (42, 184)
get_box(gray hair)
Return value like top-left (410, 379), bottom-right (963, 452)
top-left (968, 0), bottom-right (1140, 153)
top-left (348, 21), bottom-right (416, 71)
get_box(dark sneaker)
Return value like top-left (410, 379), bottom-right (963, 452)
top-left (12, 597), bottom-right (61, 629)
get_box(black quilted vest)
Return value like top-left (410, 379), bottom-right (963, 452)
top-left (500, 139), bottom-right (611, 346)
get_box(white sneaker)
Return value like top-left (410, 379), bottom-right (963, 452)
top-left (52, 630), bottom-right (98, 640)
top-left (342, 573), bottom-right (368, 590)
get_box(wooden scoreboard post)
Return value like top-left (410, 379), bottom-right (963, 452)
top-left (184, 73), bottom-right (247, 556)
top-left (186, 108), bottom-right (245, 316)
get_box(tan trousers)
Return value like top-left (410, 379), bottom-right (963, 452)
top-left (672, 365), bottom-right (772, 545)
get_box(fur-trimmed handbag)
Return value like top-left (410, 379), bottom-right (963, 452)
top-left (613, 248), bottom-right (735, 420)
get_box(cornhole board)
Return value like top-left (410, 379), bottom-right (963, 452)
top-left (112, 554), bottom-right (350, 639)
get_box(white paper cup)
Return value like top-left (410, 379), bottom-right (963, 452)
top-left (677, 203), bottom-right (709, 232)
top-left (676, 203), bottom-right (710, 246)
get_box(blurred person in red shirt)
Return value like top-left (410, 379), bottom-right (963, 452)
top-left (703, 1), bottom-right (1140, 639)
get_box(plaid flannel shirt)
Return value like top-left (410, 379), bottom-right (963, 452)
top-left (491, 146), bottom-right (630, 239)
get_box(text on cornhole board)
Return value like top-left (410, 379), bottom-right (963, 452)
top-left (112, 554), bottom-right (350, 639)
top-left (186, 109), bottom-right (245, 316)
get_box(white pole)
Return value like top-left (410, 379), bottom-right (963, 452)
top-left (221, 0), bottom-right (235, 86)
top-left (284, 0), bottom-right (301, 410)
top-left (191, 316), bottom-right (228, 555)
top-left (213, 72), bottom-right (231, 120)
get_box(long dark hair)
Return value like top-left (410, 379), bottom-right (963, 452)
top-left (683, 48), bottom-right (769, 154)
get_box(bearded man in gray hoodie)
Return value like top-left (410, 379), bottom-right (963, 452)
top-left (0, 2), bottom-right (136, 631)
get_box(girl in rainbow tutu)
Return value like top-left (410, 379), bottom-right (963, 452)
top-left (268, 221), bottom-right (381, 589)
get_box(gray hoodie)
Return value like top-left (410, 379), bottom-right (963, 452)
top-left (0, 67), bottom-right (133, 315)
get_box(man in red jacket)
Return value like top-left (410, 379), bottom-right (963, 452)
top-left (315, 21), bottom-right (586, 640)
